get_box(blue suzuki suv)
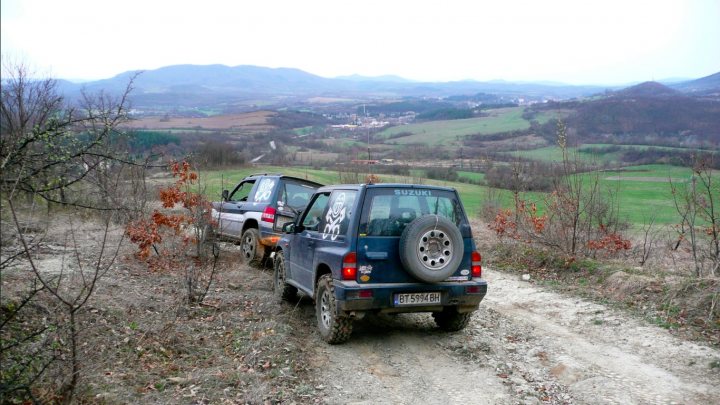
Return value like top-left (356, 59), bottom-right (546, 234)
top-left (273, 183), bottom-right (487, 344)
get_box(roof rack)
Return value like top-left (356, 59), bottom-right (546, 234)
top-left (246, 172), bottom-right (283, 177)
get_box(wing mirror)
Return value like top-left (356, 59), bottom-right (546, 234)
top-left (222, 189), bottom-right (229, 201)
top-left (282, 222), bottom-right (296, 233)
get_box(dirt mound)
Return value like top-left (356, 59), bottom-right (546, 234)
top-left (605, 271), bottom-right (656, 300)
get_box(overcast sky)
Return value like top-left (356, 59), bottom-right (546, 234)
top-left (2, 0), bottom-right (718, 85)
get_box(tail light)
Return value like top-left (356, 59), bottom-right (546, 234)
top-left (261, 206), bottom-right (276, 223)
top-left (471, 251), bottom-right (482, 277)
top-left (342, 252), bottom-right (357, 280)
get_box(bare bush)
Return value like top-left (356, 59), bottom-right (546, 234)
top-left (1, 58), bottom-right (146, 403)
top-left (488, 121), bottom-right (631, 260)
top-left (670, 154), bottom-right (719, 277)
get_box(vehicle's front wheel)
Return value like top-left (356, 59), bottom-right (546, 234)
top-left (432, 307), bottom-right (472, 331)
top-left (241, 228), bottom-right (263, 264)
top-left (316, 275), bottom-right (353, 344)
top-left (273, 251), bottom-right (297, 302)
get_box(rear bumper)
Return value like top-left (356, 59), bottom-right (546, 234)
top-left (333, 279), bottom-right (487, 315)
top-left (258, 228), bottom-right (282, 247)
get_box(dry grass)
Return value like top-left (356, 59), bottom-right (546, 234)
top-left (1, 211), bottom-right (323, 404)
top-left (477, 218), bottom-right (720, 346)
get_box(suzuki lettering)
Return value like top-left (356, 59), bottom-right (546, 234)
top-left (394, 189), bottom-right (433, 197)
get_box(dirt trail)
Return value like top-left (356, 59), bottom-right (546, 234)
top-left (312, 269), bottom-right (720, 404)
top-left (312, 318), bottom-right (510, 404)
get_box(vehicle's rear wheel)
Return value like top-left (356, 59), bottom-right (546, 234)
top-left (432, 307), bottom-right (472, 331)
top-left (199, 223), bottom-right (220, 258)
top-left (399, 215), bottom-right (464, 282)
top-left (316, 275), bottom-right (353, 344)
top-left (241, 228), bottom-right (263, 264)
top-left (273, 251), bottom-right (297, 302)
top-left (201, 223), bottom-right (216, 242)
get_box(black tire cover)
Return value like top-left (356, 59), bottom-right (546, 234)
top-left (399, 215), bottom-right (464, 283)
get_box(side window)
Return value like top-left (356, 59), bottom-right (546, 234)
top-left (252, 178), bottom-right (276, 203)
top-left (229, 180), bottom-right (255, 201)
top-left (320, 191), bottom-right (356, 241)
top-left (302, 193), bottom-right (330, 231)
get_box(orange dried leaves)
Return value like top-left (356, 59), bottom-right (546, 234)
top-left (125, 161), bottom-right (209, 268)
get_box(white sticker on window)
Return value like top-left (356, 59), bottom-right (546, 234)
top-left (255, 179), bottom-right (275, 202)
top-left (322, 192), bottom-right (346, 240)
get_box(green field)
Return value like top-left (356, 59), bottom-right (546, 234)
top-left (505, 145), bottom-right (616, 164)
top-left (531, 109), bottom-right (568, 125)
top-left (196, 164), bottom-right (706, 228)
top-left (506, 144), bottom-right (713, 165)
top-left (594, 164), bottom-right (700, 225)
top-left (376, 107), bottom-right (531, 145)
top-left (293, 126), bottom-right (315, 136)
top-left (457, 171), bottom-right (486, 182)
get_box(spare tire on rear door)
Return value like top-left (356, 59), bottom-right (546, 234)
top-left (399, 215), bottom-right (464, 283)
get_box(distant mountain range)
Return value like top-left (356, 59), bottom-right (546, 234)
top-left (55, 64), bottom-right (720, 110)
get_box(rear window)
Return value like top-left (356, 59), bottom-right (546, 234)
top-left (280, 181), bottom-right (317, 209)
top-left (361, 188), bottom-right (463, 236)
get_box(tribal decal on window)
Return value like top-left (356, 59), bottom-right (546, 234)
top-left (323, 192), bottom-right (347, 240)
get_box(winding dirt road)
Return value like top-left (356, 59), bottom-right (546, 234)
top-left (307, 269), bottom-right (720, 404)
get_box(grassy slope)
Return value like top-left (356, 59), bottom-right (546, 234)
top-left (594, 164), bottom-right (700, 225)
top-left (505, 144), bottom-right (714, 164)
top-left (376, 107), bottom-right (529, 145)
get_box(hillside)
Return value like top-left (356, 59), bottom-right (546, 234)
top-left (533, 81), bottom-right (720, 146)
top-left (671, 71), bottom-right (720, 96)
top-left (612, 81), bottom-right (685, 99)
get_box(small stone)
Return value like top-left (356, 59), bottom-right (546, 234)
top-left (521, 274), bottom-right (531, 281)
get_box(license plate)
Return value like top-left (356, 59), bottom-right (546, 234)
top-left (394, 292), bottom-right (441, 306)
top-left (273, 215), bottom-right (294, 231)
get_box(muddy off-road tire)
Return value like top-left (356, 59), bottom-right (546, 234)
top-left (316, 275), bottom-right (353, 344)
top-left (399, 215), bottom-right (464, 283)
top-left (241, 228), bottom-right (263, 264)
top-left (432, 307), bottom-right (472, 331)
top-left (273, 251), bottom-right (297, 302)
